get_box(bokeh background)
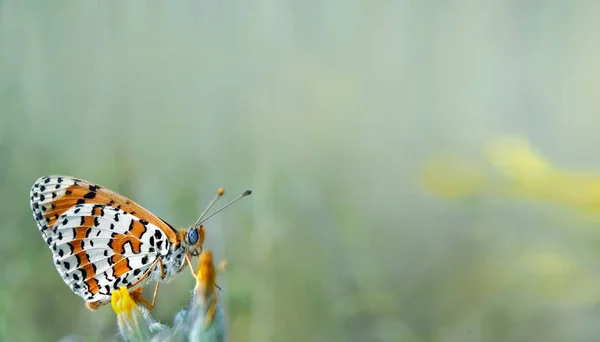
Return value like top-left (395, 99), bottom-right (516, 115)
top-left (2, 1), bottom-right (600, 341)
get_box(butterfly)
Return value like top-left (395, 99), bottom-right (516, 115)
top-left (29, 175), bottom-right (251, 311)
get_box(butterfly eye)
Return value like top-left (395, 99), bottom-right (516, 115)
top-left (186, 228), bottom-right (199, 245)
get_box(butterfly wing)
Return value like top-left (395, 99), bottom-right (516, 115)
top-left (30, 175), bottom-right (182, 306)
top-left (30, 175), bottom-right (179, 244)
top-left (51, 203), bottom-right (172, 303)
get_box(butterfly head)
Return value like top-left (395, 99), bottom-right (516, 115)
top-left (184, 225), bottom-right (205, 256)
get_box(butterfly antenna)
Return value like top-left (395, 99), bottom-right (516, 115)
top-left (199, 189), bottom-right (252, 225)
top-left (194, 188), bottom-right (226, 229)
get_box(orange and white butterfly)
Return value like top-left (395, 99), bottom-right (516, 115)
top-left (29, 175), bottom-right (250, 310)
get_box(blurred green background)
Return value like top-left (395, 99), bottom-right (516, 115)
top-left (2, 1), bottom-right (600, 341)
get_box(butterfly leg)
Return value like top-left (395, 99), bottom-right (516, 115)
top-left (129, 287), bottom-right (153, 310)
top-left (185, 253), bottom-right (197, 278)
top-left (128, 258), bottom-right (165, 310)
top-left (130, 258), bottom-right (161, 288)
top-left (149, 258), bottom-right (166, 309)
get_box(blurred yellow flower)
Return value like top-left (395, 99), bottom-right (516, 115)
top-left (517, 250), bottom-right (598, 302)
top-left (485, 136), bottom-right (551, 180)
top-left (525, 252), bottom-right (573, 275)
top-left (422, 135), bottom-right (600, 213)
top-left (485, 136), bottom-right (600, 211)
top-left (420, 152), bottom-right (485, 198)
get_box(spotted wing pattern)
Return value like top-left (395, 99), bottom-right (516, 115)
top-left (29, 175), bottom-right (179, 304)
top-left (30, 175), bottom-right (179, 243)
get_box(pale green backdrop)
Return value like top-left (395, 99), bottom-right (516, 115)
top-left (2, 1), bottom-right (600, 342)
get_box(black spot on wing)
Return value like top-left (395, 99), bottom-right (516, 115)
top-left (83, 191), bottom-right (96, 199)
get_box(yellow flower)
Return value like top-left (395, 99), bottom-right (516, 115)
top-left (111, 286), bottom-right (136, 318)
top-left (111, 287), bottom-right (165, 341)
top-left (194, 251), bottom-right (226, 328)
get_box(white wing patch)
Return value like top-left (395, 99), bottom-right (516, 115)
top-left (46, 203), bottom-right (172, 303)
